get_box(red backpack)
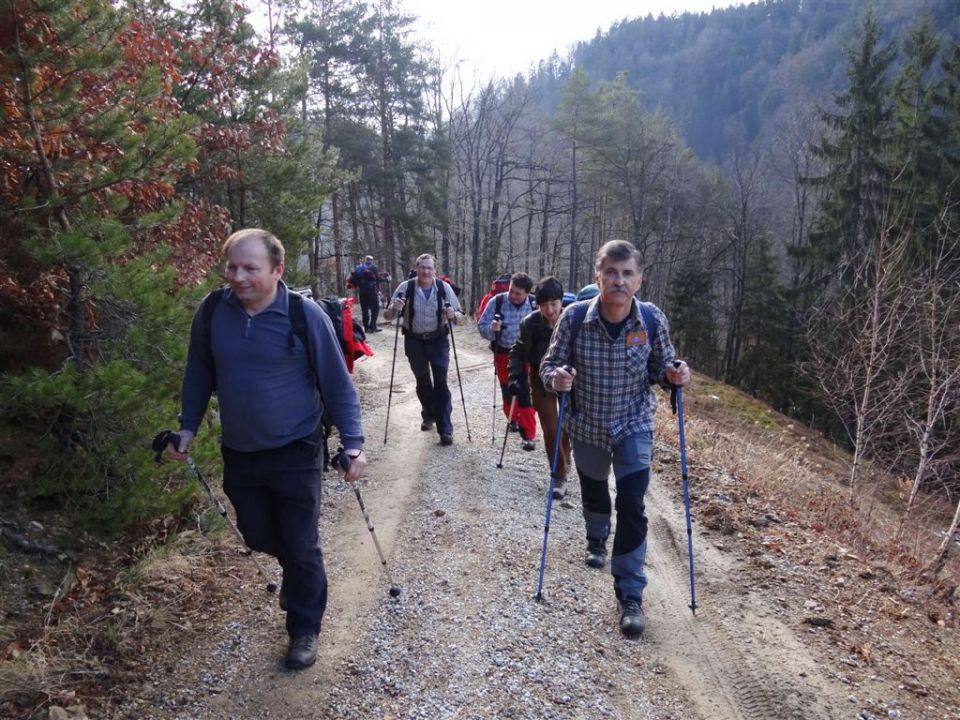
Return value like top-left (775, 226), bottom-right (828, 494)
top-left (476, 274), bottom-right (511, 317)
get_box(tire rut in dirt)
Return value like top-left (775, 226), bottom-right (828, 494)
top-left (644, 476), bottom-right (841, 720)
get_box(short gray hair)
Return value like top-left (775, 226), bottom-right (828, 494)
top-left (594, 240), bottom-right (641, 272)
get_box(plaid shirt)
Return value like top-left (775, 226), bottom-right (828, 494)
top-left (477, 291), bottom-right (536, 350)
top-left (540, 297), bottom-right (676, 452)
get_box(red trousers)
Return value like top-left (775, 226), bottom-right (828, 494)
top-left (494, 352), bottom-right (537, 441)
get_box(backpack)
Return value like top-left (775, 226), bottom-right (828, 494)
top-left (312, 294), bottom-right (374, 372)
top-left (199, 287), bottom-right (372, 380)
top-left (475, 274), bottom-right (511, 317)
top-left (437, 274), bottom-right (462, 297)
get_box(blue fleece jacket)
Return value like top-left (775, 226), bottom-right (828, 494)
top-left (178, 281), bottom-right (364, 452)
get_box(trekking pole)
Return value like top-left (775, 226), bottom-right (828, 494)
top-left (383, 317), bottom-right (402, 444)
top-left (151, 431), bottom-right (278, 594)
top-left (491, 313), bottom-right (502, 444)
top-left (671, 361), bottom-right (697, 614)
top-left (445, 303), bottom-right (472, 442)
top-left (332, 450), bottom-right (401, 598)
top-left (496, 394), bottom-right (519, 469)
top-left (535, 365), bottom-right (571, 602)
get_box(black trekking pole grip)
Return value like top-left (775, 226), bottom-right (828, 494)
top-left (151, 429), bottom-right (180, 464)
top-left (670, 359), bottom-right (684, 414)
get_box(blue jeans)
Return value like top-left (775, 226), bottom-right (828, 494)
top-left (573, 432), bottom-right (653, 604)
top-left (222, 427), bottom-right (326, 638)
top-left (404, 334), bottom-right (453, 435)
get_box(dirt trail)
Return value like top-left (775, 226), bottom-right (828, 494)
top-left (115, 325), bottom-right (853, 720)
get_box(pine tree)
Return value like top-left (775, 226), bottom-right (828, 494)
top-left (667, 262), bottom-right (719, 377)
top-left (806, 10), bottom-right (895, 283)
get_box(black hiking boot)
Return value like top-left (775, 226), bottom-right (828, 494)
top-left (522, 439), bottom-right (535, 451)
top-left (285, 633), bottom-right (318, 670)
top-left (440, 434), bottom-right (453, 446)
top-left (508, 421), bottom-right (520, 433)
top-left (619, 600), bottom-right (645, 638)
top-left (421, 419), bottom-right (435, 431)
top-left (278, 584), bottom-right (288, 612)
top-left (585, 539), bottom-right (607, 569)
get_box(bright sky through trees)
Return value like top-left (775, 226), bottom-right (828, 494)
top-left (403, 0), bottom-right (748, 79)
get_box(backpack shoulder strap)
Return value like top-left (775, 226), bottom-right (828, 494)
top-left (638, 302), bottom-right (658, 346)
top-left (403, 278), bottom-right (417, 329)
top-left (494, 293), bottom-right (504, 317)
top-left (567, 301), bottom-right (589, 365)
top-left (435, 280), bottom-right (447, 326)
top-left (288, 291), bottom-right (310, 356)
top-left (200, 287), bottom-right (227, 380)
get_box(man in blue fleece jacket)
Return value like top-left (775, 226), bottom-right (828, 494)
top-left (167, 228), bottom-right (366, 670)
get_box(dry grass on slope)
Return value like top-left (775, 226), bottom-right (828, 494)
top-left (653, 373), bottom-right (959, 718)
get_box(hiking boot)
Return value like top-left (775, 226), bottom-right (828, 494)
top-left (551, 476), bottom-right (567, 500)
top-left (619, 600), bottom-right (645, 638)
top-left (585, 540), bottom-right (607, 569)
top-left (508, 421), bottom-right (520, 433)
top-left (440, 434), bottom-right (453, 446)
top-left (421, 419), bottom-right (435, 431)
top-left (285, 633), bottom-right (318, 669)
top-left (522, 439), bottom-right (535, 451)
top-left (278, 584), bottom-right (288, 612)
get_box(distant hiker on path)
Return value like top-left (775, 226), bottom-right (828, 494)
top-left (507, 276), bottom-right (572, 497)
top-left (166, 228), bottom-right (366, 670)
top-left (350, 254), bottom-right (382, 333)
top-left (541, 240), bottom-right (690, 638)
top-left (478, 272), bottom-right (538, 451)
top-left (383, 253), bottom-right (463, 446)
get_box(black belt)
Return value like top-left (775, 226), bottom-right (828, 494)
top-left (408, 329), bottom-right (446, 342)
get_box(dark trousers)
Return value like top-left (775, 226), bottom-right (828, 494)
top-left (359, 289), bottom-right (379, 331)
top-left (404, 334), bottom-right (453, 435)
top-left (574, 434), bottom-right (653, 604)
top-left (222, 428), bottom-right (326, 638)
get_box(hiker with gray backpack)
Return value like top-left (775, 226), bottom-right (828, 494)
top-left (540, 240), bottom-right (690, 638)
top-left (164, 228), bottom-right (366, 670)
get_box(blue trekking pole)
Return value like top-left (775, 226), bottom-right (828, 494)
top-left (671, 361), bottom-right (697, 614)
top-left (535, 367), bottom-right (570, 602)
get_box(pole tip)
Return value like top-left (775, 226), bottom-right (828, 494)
top-left (389, 586), bottom-right (401, 598)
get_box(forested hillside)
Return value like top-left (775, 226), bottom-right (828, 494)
top-left (1, 0), bottom-right (958, 660)
top-left (562, 0), bottom-right (960, 162)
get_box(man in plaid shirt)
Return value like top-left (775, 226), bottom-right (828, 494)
top-left (541, 240), bottom-right (690, 638)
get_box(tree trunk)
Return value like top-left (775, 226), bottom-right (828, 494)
top-left (568, 139), bottom-right (578, 291)
top-left (333, 191), bottom-right (344, 296)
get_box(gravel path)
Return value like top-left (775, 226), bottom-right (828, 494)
top-left (110, 325), bottom-right (854, 720)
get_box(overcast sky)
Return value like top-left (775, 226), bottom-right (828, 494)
top-left (402, 0), bottom-right (748, 80)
